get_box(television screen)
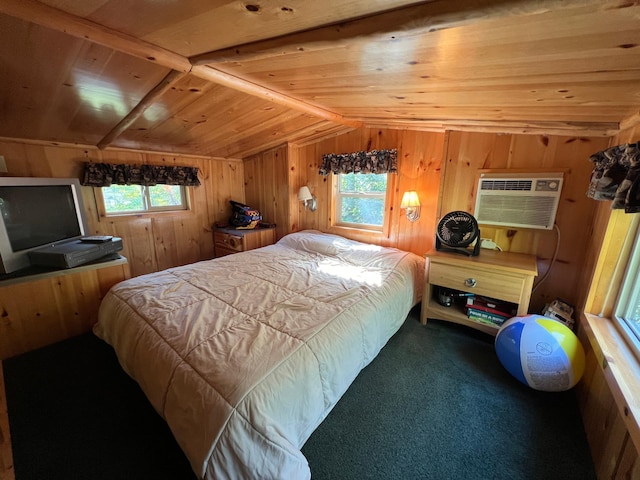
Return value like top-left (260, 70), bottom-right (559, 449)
top-left (0, 177), bottom-right (89, 274)
top-left (0, 185), bottom-right (83, 252)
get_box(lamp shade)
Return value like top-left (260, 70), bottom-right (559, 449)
top-left (400, 190), bottom-right (420, 208)
top-left (298, 186), bottom-right (313, 201)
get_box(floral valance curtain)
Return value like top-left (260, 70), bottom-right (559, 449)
top-left (587, 142), bottom-right (640, 213)
top-left (319, 148), bottom-right (398, 176)
top-left (81, 163), bottom-right (201, 187)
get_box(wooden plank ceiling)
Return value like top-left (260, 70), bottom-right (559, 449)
top-left (0, 0), bottom-right (639, 158)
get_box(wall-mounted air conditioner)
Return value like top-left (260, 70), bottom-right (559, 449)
top-left (473, 172), bottom-right (563, 230)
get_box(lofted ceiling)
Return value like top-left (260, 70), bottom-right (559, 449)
top-left (0, 0), bottom-right (639, 159)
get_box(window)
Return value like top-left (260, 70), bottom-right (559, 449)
top-left (334, 173), bottom-right (389, 231)
top-left (614, 223), bottom-right (640, 355)
top-left (101, 184), bottom-right (188, 215)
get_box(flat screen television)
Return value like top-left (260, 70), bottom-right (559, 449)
top-left (0, 177), bottom-right (89, 274)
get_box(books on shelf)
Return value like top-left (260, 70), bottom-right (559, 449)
top-left (466, 307), bottom-right (509, 327)
top-left (465, 295), bottom-right (516, 327)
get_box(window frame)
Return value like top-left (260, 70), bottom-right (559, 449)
top-left (95, 184), bottom-right (193, 219)
top-left (613, 221), bottom-right (640, 359)
top-left (330, 172), bottom-right (395, 237)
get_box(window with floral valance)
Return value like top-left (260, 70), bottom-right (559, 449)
top-left (587, 142), bottom-right (640, 213)
top-left (80, 162), bottom-right (201, 187)
top-left (319, 149), bottom-right (398, 176)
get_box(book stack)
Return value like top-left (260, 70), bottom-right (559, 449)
top-left (465, 296), bottom-right (516, 327)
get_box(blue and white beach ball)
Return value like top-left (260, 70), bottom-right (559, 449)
top-left (494, 314), bottom-right (585, 392)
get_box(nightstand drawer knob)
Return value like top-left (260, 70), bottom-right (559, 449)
top-left (465, 278), bottom-right (477, 288)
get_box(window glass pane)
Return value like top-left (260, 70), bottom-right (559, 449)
top-left (102, 185), bottom-right (144, 213)
top-left (616, 226), bottom-right (640, 350)
top-left (622, 281), bottom-right (640, 341)
top-left (340, 197), bottom-right (385, 226)
top-left (148, 185), bottom-right (184, 207)
top-left (340, 173), bottom-right (387, 193)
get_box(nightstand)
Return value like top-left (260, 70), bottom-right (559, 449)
top-left (213, 227), bottom-right (276, 258)
top-left (421, 249), bottom-right (538, 336)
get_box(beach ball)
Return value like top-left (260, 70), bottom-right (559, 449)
top-left (494, 314), bottom-right (585, 392)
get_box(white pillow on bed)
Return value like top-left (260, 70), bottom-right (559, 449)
top-left (277, 230), bottom-right (383, 260)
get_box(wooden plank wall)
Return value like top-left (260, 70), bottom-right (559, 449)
top-left (574, 125), bottom-right (640, 479)
top-left (292, 128), bottom-right (446, 255)
top-left (442, 132), bottom-right (610, 313)
top-left (243, 144), bottom-right (292, 241)
top-left (0, 140), bottom-right (245, 278)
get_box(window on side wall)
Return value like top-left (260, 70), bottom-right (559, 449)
top-left (614, 223), bottom-right (640, 357)
top-left (333, 173), bottom-right (391, 232)
top-left (101, 184), bottom-right (188, 215)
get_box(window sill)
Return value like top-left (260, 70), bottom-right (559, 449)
top-left (582, 312), bottom-right (640, 453)
top-left (327, 225), bottom-right (387, 238)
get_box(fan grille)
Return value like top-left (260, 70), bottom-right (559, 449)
top-left (436, 211), bottom-right (479, 248)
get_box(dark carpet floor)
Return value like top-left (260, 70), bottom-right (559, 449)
top-left (4, 307), bottom-right (596, 479)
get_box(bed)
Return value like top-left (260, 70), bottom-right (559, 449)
top-left (94, 230), bottom-right (425, 479)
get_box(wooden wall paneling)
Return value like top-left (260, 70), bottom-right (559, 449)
top-left (208, 158), bottom-right (245, 224)
top-left (244, 144), bottom-right (295, 241)
top-left (578, 345), bottom-right (640, 480)
top-left (596, 412), bottom-right (632, 480)
top-left (439, 132), bottom-right (512, 215)
top-left (395, 129), bottom-right (445, 254)
top-left (291, 128), bottom-right (446, 255)
top-left (0, 279), bottom-right (61, 358)
top-left (618, 438), bottom-right (640, 479)
top-left (96, 260), bottom-right (131, 295)
top-left (581, 358), bottom-right (615, 470)
top-left (99, 217), bottom-right (157, 277)
top-left (268, 146), bottom-right (291, 241)
top-left (151, 214), bottom-right (204, 271)
top-left (0, 140), bottom-right (245, 278)
top-left (440, 131), bottom-right (609, 312)
top-left (243, 153), bottom-right (260, 204)
top-left (0, 262), bottom-right (128, 360)
top-left (301, 141), bottom-right (325, 233)
top-left (287, 144), bottom-right (302, 234)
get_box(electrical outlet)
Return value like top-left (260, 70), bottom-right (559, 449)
top-left (0, 156), bottom-right (6, 173)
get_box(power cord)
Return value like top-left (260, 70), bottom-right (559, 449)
top-left (532, 223), bottom-right (561, 293)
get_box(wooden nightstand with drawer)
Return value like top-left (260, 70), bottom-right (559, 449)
top-left (421, 249), bottom-right (538, 336)
top-left (213, 227), bottom-right (276, 258)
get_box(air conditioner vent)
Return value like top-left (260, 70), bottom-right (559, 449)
top-left (474, 173), bottom-right (563, 230)
top-left (480, 180), bottom-right (532, 191)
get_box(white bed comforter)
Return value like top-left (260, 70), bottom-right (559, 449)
top-left (94, 230), bottom-right (425, 479)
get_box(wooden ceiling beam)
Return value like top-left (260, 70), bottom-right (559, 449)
top-left (0, 0), bottom-right (191, 72)
top-left (619, 111), bottom-right (640, 133)
top-left (362, 118), bottom-right (619, 137)
top-left (97, 70), bottom-right (187, 150)
top-left (0, 0), bottom-right (360, 129)
top-left (190, 0), bottom-right (607, 65)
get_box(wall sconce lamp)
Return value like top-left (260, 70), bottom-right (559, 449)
top-left (298, 186), bottom-right (317, 212)
top-left (400, 190), bottom-right (421, 222)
